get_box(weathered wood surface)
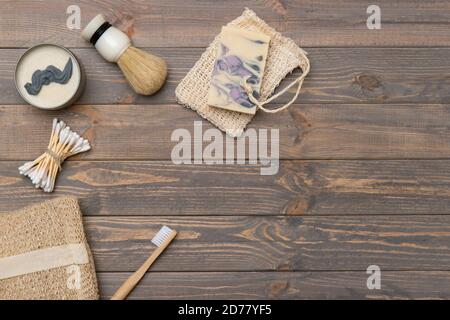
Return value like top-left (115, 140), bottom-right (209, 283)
top-left (2, 1), bottom-right (450, 48)
top-left (2, 104), bottom-right (450, 160)
top-left (2, 0), bottom-right (450, 300)
top-left (98, 271), bottom-right (450, 299)
top-left (84, 215), bottom-right (450, 272)
top-left (2, 48), bottom-right (450, 105)
top-left (1, 160), bottom-right (450, 216)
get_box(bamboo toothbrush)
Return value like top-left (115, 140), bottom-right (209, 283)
top-left (111, 225), bottom-right (177, 300)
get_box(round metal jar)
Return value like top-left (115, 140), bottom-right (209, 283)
top-left (14, 44), bottom-right (85, 110)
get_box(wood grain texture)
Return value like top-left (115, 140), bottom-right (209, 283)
top-left (81, 215), bottom-right (450, 272)
top-left (2, 48), bottom-right (450, 105)
top-left (2, 0), bottom-right (450, 47)
top-left (2, 0), bottom-right (450, 300)
top-left (98, 271), bottom-right (450, 299)
top-left (1, 104), bottom-right (450, 160)
top-left (1, 160), bottom-right (450, 216)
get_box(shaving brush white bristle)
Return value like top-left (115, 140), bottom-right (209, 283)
top-left (18, 119), bottom-right (91, 192)
top-left (117, 46), bottom-right (167, 96)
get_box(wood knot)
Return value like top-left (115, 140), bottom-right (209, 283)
top-left (285, 198), bottom-right (308, 215)
top-left (267, 280), bottom-right (289, 299)
top-left (113, 12), bottom-right (135, 37)
top-left (289, 109), bottom-right (311, 144)
top-left (263, 0), bottom-right (288, 16)
top-left (353, 73), bottom-right (388, 101)
top-left (354, 73), bottom-right (381, 91)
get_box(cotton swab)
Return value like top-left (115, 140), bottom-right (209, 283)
top-left (18, 118), bottom-right (91, 192)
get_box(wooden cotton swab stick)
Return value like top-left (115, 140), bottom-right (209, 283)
top-left (18, 118), bottom-right (91, 192)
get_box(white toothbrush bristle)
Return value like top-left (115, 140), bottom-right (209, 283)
top-left (151, 226), bottom-right (174, 247)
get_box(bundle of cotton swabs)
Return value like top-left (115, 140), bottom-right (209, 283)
top-left (19, 118), bottom-right (91, 192)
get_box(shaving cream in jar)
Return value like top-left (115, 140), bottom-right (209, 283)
top-left (15, 44), bottom-right (84, 110)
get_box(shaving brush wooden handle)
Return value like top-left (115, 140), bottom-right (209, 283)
top-left (82, 14), bottom-right (167, 96)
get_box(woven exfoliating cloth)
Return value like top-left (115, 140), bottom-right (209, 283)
top-left (176, 8), bottom-right (309, 137)
top-left (0, 197), bottom-right (98, 300)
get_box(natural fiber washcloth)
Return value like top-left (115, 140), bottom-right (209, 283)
top-left (0, 197), bottom-right (98, 300)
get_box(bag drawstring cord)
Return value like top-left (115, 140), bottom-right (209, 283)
top-left (243, 54), bottom-right (310, 114)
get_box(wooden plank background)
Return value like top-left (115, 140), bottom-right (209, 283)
top-left (98, 272), bottom-right (450, 299)
top-left (2, 48), bottom-right (450, 105)
top-left (2, 0), bottom-right (450, 47)
top-left (1, 0), bottom-right (450, 299)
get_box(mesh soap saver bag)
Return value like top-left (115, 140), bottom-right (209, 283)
top-left (175, 8), bottom-right (310, 137)
top-left (0, 197), bottom-right (99, 300)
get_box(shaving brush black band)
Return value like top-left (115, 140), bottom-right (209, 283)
top-left (90, 22), bottom-right (111, 45)
top-left (82, 14), bottom-right (167, 96)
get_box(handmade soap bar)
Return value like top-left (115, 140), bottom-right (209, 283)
top-left (208, 26), bottom-right (270, 115)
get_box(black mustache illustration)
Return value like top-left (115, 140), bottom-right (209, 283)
top-left (24, 58), bottom-right (73, 95)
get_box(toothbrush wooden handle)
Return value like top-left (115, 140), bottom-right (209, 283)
top-left (111, 231), bottom-right (177, 300)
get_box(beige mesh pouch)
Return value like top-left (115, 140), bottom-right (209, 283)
top-left (0, 197), bottom-right (99, 300)
top-left (175, 8), bottom-right (310, 137)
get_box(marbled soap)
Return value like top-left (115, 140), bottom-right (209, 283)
top-left (207, 26), bottom-right (270, 115)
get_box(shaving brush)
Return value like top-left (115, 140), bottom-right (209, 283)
top-left (82, 14), bottom-right (167, 95)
